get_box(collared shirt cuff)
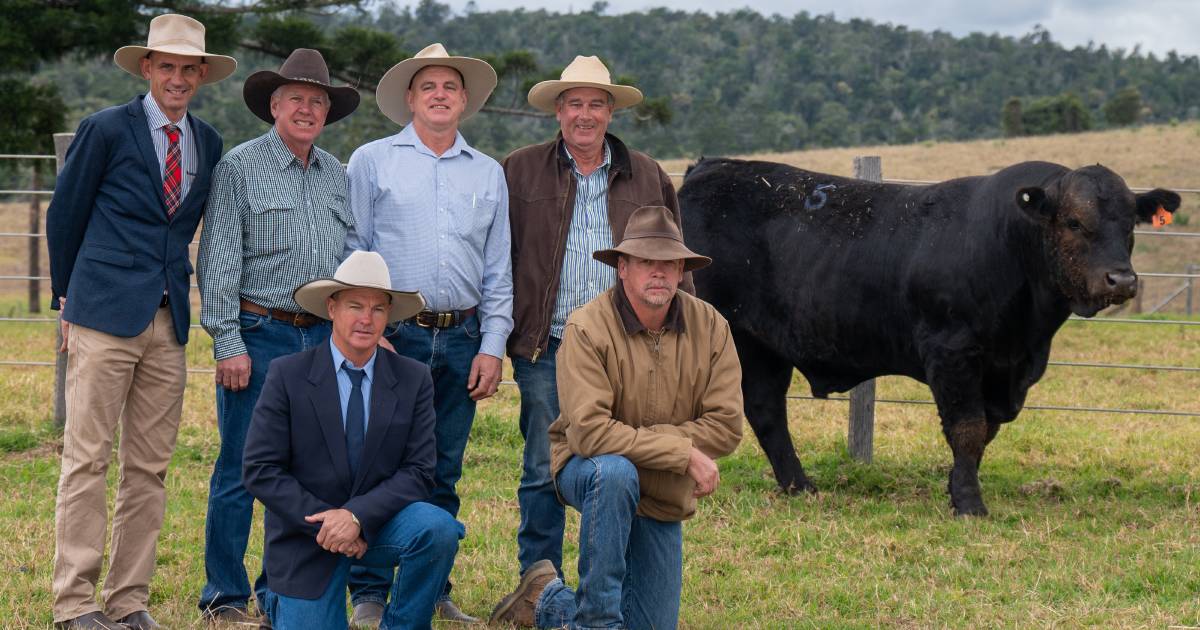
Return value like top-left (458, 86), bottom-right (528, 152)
top-left (479, 332), bottom-right (507, 360)
top-left (213, 333), bottom-right (248, 361)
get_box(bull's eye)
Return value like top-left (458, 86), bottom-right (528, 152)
top-left (1066, 218), bottom-right (1083, 232)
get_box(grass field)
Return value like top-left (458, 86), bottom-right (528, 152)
top-left (0, 125), bottom-right (1198, 628)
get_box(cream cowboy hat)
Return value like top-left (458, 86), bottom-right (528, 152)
top-left (593, 205), bottom-right (711, 272)
top-left (113, 14), bottom-right (236, 84)
top-left (293, 251), bottom-right (425, 324)
top-left (375, 43), bottom-right (498, 125)
top-left (527, 55), bottom-right (643, 113)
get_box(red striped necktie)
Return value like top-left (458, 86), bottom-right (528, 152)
top-left (163, 124), bottom-right (181, 218)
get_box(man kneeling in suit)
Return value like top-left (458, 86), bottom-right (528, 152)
top-left (244, 250), bottom-right (463, 630)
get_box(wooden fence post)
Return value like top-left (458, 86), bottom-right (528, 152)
top-left (848, 155), bottom-right (882, 463)
top-left (52, 133), bottom-right (73, 428)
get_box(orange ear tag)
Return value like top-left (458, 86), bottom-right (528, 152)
top-left (1150, 204), bottom-right (1173, 228)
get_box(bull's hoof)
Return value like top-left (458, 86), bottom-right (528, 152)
top-left (952, 501), bottom-right (989, 517)
top-left (948, 472), bottom-right (988, 516)
top-left (779, 476), bottom-right (818, 496)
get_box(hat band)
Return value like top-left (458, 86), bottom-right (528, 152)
top-left (622, 232), bottom-right (684, 243)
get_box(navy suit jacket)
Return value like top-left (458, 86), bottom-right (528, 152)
top-left (47, 95), bottom-right (222, 344)
top-left (243, 342), bottom-right (437, 599)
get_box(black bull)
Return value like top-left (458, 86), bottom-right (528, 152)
top-left (679, 158), bottom-right (1180, 516)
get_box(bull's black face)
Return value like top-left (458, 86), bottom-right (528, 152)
top-left (1017, 166), bottom-right (1181, 317)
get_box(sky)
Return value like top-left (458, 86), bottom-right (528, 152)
top-left (445, 0), bottom-right (1200, 59)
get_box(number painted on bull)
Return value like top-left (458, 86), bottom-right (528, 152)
top-left (803, 183), bottom-right (838, 210)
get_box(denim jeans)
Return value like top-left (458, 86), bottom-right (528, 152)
top-left (199, 312), bottom-right (330, 613)
top-left (514, 336), bottom-right (565, 575)
top-left (350, 314), bottom-right (482, 605)
top-left (536, 455), bottom-right (683, 630)
top-left (267, 502), bottom-right (464, 630)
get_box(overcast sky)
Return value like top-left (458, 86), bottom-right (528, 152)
top-left (445, 0), bottom-right (1199, 58)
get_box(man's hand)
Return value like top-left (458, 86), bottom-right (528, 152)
top-left (305, 509), bottom-right (361, 554)
top-left (467, 353), bottom-right (502, 401)
top-left (343, 536), bottom-right (368, 559)
top-left (686, 447), bottom-right (720, 498)
top-left (57, 297), bottom-right (69, 353)
top-left (216, 354), bottom-right (252, 392)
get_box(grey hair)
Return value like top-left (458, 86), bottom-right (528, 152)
top-left (555, 90), bottom-right (615, 108)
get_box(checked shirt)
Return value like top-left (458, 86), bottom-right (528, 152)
top-left (198, 128), bottom-right (353, 360)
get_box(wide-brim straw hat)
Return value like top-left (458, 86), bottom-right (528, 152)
top-left (113, 14), bottom-right (236, 84)
top-left (593, 205), bottom-right (711, 272)
top-left (243, 48), bottom-right (360, 125)
top-left (294, 251), bottom-right (425, 323)
top-left (527, 55), bottom-right (643, 113)
top-left (375, 43), bottom-right (497, 125)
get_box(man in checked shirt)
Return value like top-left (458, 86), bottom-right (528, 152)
top-left (195, 49), bottom-right (361, 625)
top-left (343, 43), bottom-right (512, 626)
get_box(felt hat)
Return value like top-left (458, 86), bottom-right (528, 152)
top-left (113, 13), bottom-right (236, 84)
top-left (593, 205), bottom-right (711, 271)
top-left (242, 48), bottom-right (360, 125)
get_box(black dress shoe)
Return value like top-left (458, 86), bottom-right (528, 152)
top-left (117, 610), bottom-right (163, 630)
top-left (54, 611), bottom-right (123, 630)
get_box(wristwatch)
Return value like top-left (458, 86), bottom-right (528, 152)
top-left (348, 510), bottom-right (361, 528)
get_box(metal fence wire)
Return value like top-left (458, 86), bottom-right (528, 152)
top-left (0, 153), bottom-right (1197, 434)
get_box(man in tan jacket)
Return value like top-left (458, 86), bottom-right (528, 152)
top-left (490, 205), bottom-right (744, 629)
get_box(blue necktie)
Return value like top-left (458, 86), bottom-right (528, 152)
top-left (343, 362), bottom-right (365, 479)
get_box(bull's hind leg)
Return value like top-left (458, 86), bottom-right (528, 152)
top-left (734, 331), bottom-right (817, 494)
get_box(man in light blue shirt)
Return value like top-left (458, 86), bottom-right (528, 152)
top-left (343, 43), bottom-right (511, 626)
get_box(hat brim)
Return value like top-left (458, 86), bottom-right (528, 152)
top-left (593, 237), bottom-right (711, 272)
top-left (376, 56), bottom-right (497, 125)
top-left (114, 45), bottom-right (237, 84)
top-left (293, 280), bottom-right (426, 324)
top-left (242, 70), bottom-right (361, 125)
top-left (527, 80), bottom-right (643, 113)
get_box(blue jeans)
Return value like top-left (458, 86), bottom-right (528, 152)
top-left (350, 314), bottom-right (482, 605)
top-left (199, 312), bottom-right (330, 612)
top-left (536, 455), bottom-right (683, 630)
top-left (514, 336), bottom-right (565, 575)
top-left (268, 502), bottom-right (464, 630)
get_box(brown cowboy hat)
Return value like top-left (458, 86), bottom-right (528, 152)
top-left (593, 205), bottom-right (711, 271)
top-left (113, 13), bottom-right (237, 84)
top-left (243, 48), bottom-right (360, 125)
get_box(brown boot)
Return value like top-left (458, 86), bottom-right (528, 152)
top-left (488, 560), bottom-right (557, 627)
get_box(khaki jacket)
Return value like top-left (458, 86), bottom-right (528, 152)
top-left (548, 286), bottom-right (744, 521)
top-left (501, 133), bottom-right (691, 362)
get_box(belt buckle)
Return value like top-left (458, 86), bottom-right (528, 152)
top-left (292, 312), bottom-right (306, 327)
top-left (438, 311), bottom-right (452, 328)
top-left (416, 311), bottom-right (432, 328)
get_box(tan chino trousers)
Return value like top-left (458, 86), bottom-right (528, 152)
top-left (51, 307), bottom-right (186, 622)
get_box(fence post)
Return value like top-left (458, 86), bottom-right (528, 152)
top-left (28, 164), bottom-right (42, 313)
top-left (848, 155), bottom-right (881, 463)
top-left (52, 133), bottom-right (73, 428)
top-left (1188, 264), bottom-right (1197, 318)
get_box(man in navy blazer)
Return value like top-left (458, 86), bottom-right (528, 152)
top-left (45, 14), bottom-right (236, 630)
top-left (244, 251), bottom-right (464, 630)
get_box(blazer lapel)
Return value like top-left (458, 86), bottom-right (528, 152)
top-left (127, 97), bottom-right (167, 216)
top-left (307, 343), bottom-right (354, 492)
top-left (353, 352), bottom-right (399, 493)
top-left (178, 113), bottom-right (208, 219)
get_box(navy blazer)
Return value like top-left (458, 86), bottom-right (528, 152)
top-left (243, 342), bottom-right (437, 599)
top-left (47, 95), bottom-right (222, 344)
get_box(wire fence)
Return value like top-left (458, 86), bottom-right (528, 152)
top-left (0, 151), bottom-right (1197, 433)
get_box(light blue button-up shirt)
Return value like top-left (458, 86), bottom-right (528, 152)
top-left (142, 92), bottom-right (197, 201)
top-left (330, 338), bottom-right (376, 432)
top-left (550, 142), bottom-right (615, 339)
top-left (345, 125), bottom-right (513, 359)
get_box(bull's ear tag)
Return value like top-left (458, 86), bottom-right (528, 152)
top-left (1151, 204), bottom-right (1173, 228)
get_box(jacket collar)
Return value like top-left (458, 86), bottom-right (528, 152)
top-left (556, 131), bottom-right (632, 179)
top-left (611, 281), bottom-right (684, 335)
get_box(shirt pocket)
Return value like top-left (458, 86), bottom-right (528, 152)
top-left (451, 190), bottom-right (496, 249)
top-left (245, 201), bottom-right (297, 257)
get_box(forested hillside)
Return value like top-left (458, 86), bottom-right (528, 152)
top-left (40, 3), bottom-right (1200, 161)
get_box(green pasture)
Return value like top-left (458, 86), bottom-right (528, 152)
top-left (0, 297), bottom-right (1196, 628)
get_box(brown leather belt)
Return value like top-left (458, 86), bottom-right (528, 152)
top-left (240, 298), bottom-right (324, 328)
top-left (410, 306), bottom-right (477, 328)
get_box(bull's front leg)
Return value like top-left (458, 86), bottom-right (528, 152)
top-left (923, 336), bottom-right (990, 516)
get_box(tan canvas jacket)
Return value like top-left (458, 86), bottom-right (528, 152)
top-left (548, 285), bottom-right (744, 521)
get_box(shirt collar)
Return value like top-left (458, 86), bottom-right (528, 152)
top-left (329, 337), bottom-right (377, 383)
top-left (393, 124), bottom-right (476, 160)
top-left (611, 281), bottom-right (685, 335)
top-left (265, 127), bottom-right (322, 171)
top-left (143, 92), bottom-right (188, 133)
top-left (563, 140), bottom-right (611, 176)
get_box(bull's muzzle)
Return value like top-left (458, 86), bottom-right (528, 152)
top-left (1104, 268), bottom-right (1138, 299)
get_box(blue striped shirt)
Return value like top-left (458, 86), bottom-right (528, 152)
top-left (550, 142), bottom-right (615, 339)
top-left (142, 92), bottom-right (197, 201)
top-left (344, 125), bottom-right (513, 359)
